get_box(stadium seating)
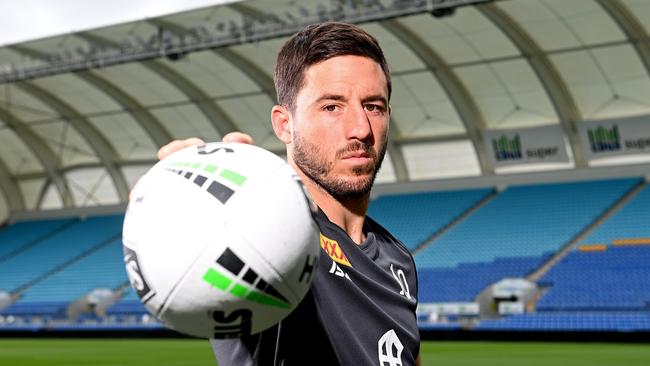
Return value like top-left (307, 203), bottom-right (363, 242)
top-left (106, 288), bottom-right (149, 317)
top-left (475, 312), bottom-right (650, 332)
top-left (416, 178), bottom-right (640, 269)
top-left (0, 218), bottom-right (75, 261)
top-left (580, 184), bottom-right (650, 245)
top-left (1, 177), bottom-right (648, 335)
top-left (415, 178), bottom-right (640, 303)
top-left (0, 301), bottom-right (68, 318)
top-left (418, 253), bottom-right (552, 302)
top-left (17, 238), bottom-right (126, 302)
top-left (368, 188), bottom-right (493, 250)
top-left (0, 215), bottom-right (124, 295)
top-left (536, 246), bottom-right (650, 311)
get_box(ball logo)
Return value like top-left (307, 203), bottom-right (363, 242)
top-left (212, 309), bottom-right (252, 339)
top-left (123, 244), bottom-right (155, 303)
top-left (298, 255), bottom-right (317, 284)
top-left (164, 149), bottom-right (247, 206)
top-left (203, 248), bottom-right (291, 309)
top-left (378, 329), bottom-right (404, 366)
top-left (197, 144), bottom-right (234, 155)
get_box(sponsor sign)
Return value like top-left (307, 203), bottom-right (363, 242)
top-left (579, 115), bottom-right (650, 160)
top-left (320, 233), bottom-right (352, 267)
top-left (483, 125), bottom-right (569, 168)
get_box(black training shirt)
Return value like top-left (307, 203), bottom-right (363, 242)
top-left (210, 208), bottom-right (419, 365)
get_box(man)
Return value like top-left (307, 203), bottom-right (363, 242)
top-left (158, 22), bottom-right (420, 365)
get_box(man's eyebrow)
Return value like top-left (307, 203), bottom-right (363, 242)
top-left (315, 94), bottom-right (388, 105)
top-left (315, 94), bottom-right (347, 103)
top-left (361, 95), bottom-right (388, 106)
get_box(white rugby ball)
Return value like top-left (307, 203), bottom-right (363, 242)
top-left (122, 142), bottom-right (320, 338)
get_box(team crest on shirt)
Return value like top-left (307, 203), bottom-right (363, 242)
top-left (320, 233), bottom-right (352, 267)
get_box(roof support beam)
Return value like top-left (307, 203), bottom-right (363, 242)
top-left (142, 61), bottom-right (239, 135)
top-left (0, 106), bottom-right (73, 207)
top-left (78, 33), bottom-right (239, 139)
top-left (10, 45), bottom-right (172, 149)
top-left (74, 73), bottom-right (173, 147)
top-left (150, 18), bottom-right (277, 102)
top-left (478, 3), bottom-right (586, 167)
top-left (380, 19), bottom-right (492, 175)
top-left (16, 81), bottom-right (130, 202)
top-left (0, 157), bottom-right (25, 211)
top-left (386, 119), bottom-right (409, 181)
top-left (597, 0), bottom-right (650, 84)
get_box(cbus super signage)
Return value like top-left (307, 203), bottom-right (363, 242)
top-left (579, 115), bottom-right (650, 160)
top-left (483, 125), bottom-right (569, 168)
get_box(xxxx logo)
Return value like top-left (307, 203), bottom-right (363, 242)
top-left (320, 233), bottom-right (352, 267)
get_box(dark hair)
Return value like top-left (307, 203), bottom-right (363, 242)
top-left (274, 22), bottom-right (391, 110)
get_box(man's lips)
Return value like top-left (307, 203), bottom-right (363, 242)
top-left (341, 151), bottom-right (370, 159)
top-left (341, 151), bottom-right (374, 166)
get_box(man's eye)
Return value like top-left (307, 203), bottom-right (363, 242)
top-left (365, 104), bottom-right (384, 112)
top-left (324, 105), bottom-right (337, 112)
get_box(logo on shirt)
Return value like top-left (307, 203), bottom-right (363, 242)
top-left (320, 233), bottom-right (352, 267)
top-left (378, 329), bottom-right (404, 366)
top-left (390, 264), bottom-right (411, 300)
top-left (329, 260), bottom-right (351, 281)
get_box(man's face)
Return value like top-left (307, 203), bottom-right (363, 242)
top-left (288, 55), bottom-right (389, 200)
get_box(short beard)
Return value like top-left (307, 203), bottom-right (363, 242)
top-left (292, 135), bottom-right (387, 201)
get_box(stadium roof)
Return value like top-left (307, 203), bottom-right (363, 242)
top-left (2, 0), bottom-right (650, 218)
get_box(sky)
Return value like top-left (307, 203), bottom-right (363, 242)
top-left (0, 0), bottom-right (237, 46)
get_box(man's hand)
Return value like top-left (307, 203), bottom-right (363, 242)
top-left (156, 133), bottom-right (254, 161)
top-left (157, 137), bottom-right (205, 161)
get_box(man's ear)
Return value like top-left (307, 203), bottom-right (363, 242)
top-left (271, 105), bottom-right (292, 144)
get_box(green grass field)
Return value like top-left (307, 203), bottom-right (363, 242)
top-left (0, 339), bottom-right (648, 365)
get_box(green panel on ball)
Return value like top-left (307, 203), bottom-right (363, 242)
top-left (202, 268), bottom-right (232, 290)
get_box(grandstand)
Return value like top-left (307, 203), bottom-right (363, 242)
top-left (1, 0), bottom-right (650, 343)
top-left (1, 175), bottom-right (649, 336)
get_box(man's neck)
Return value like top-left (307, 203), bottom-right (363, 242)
top-left (305, 180), bottom-right (370, 245)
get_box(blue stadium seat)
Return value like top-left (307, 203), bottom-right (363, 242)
top-left (415, 178), bottom-right (639, 303)
top-left (0, 218), bottom-right (74, 260)
top-left (537, 246), bottom-right (650, 311)
top-left (368, 188), bottom-right (493, 250)
top-left (0, 215), bottom-right (124, 293)
top-left (18, 239), bottom-right (126, 302)
top-left (582, 184), bottom-right (650, 245)
top-left (475, 312), bottom-right (650, 332)
top-left (416, 178), bottom-right (639, 269)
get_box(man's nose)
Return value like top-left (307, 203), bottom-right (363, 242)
top-left (345, 105), bottom-right (372, 141)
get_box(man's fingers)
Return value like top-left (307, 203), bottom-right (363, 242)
top-left (222, 132), bottom-right (254, 145)
top-left (183, 137), bottom-right (206, 146)
top-left (156, 133), bottom-right (252, 162)
top-left (157, 138), bottom-right (205, 160)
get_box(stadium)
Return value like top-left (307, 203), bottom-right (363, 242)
top-left (1, 0), bottom-right (650, 365)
